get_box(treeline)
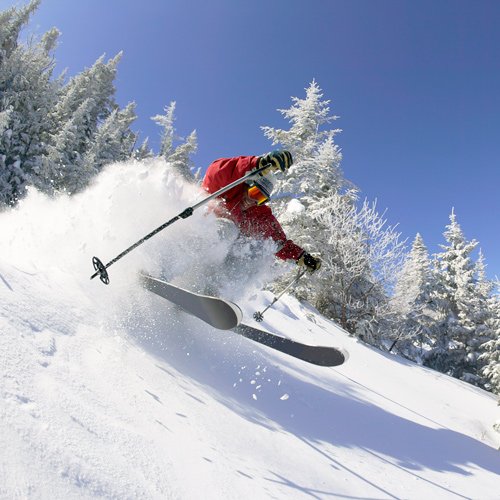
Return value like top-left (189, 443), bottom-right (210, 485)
top-left (1, 2), bottom-right (499, 396)
top-left (264, 80), bottom-right (500, 396)
top-left (0, 1), bottom-right (197, 206)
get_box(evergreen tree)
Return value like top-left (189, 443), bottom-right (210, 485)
top-left (0, 1), bottom-right (60, 204)
top-left (393, 234), bottom-right (431, 312)
top-left (41, 98), bottom-right (137, 195)
top-left (168, 130), bottom-right (200, 181)
top-left (0, 1), bottom-right (40, 63)
top-left (477, 268), bottom-right (500, 394)
top-left (48, 52), bottom-right (122, 138)
top-left (40, 97), bottom-right (95, 194)
top-left (79, 102), bottom-right (138, 186)
top-left (260, 81), bottom-right (354, 299)
top-left (479, 301), bottom-right (500, 395)
top-left (0, 2), bottom-right (137, 202)
top-left (40, 52), bottom-right (127, 192)
top-left (261, 81), bottom-right (407, 346)
top-left (474, 250), bottom-right (496, 322)
top-left (132, 137), bottom-right (154, 161)
top-left (390, 233), bottom-right (437, 360)
top-left (151, 102), bottom-right (198, 181)
top-left (423, 210), bottom-right (489, 385)
top-left (262, 79), bottom-right (350, 206)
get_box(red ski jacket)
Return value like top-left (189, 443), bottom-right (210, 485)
top-left (202, 156), bottom-right (304, 262)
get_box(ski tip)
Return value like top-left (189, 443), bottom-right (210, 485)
top-left (338, 347), bottom-right (349, 364)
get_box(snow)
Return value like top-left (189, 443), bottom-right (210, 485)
top-left (1, 160), bottom-right (499, 500)
top-left (286, 197), bottom-right (306, 214)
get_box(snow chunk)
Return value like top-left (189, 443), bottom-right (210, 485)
top-left (286, 198), bottom-right (305, 214)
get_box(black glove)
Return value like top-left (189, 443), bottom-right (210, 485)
top-left (297, 252), bottom-right (322, 274)
top-left (258, 150), bottom-right (293, 173)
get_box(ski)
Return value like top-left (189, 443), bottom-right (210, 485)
top-left (233, 323), bottom-right (348, 367)
top-left (140, 274), bottom-right (243, 330)
top-left (141, 274), bottom-right (348, 367)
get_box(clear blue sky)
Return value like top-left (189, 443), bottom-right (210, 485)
top-left (9, 0), bottom-right (500, 281)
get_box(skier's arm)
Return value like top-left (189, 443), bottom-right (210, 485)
top-left (235, 205), bottom-right (304, 262)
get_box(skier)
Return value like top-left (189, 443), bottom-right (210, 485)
top-left (202, 150), bottom-right (322, 274)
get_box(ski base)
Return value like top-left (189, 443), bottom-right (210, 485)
top-left (233, 323), bottom-right (348, 367)
top-left (140, 274), bottom-right (243, 330)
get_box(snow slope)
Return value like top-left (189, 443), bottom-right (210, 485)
top-left (1, 160), bottom-right (499, 500)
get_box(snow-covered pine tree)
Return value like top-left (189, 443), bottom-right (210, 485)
top-left (48, 53), bottom-right (122, 139)
top-left (40, 101), bottom-right (138, 195)
top-left (474, 250), bottom-right (498, 350)
top-left (0, 1), bottom-right (60, 205)
top-left (476, 258), bottom-right (500, 394)
top-left (393, 234), bottom-right (430, 314)
top-left (132, 137), bottom-right (154, 161)
top-left (261, 81), bottom-right (406, 346)
top-left (260, 81), bottom-right (354, 301)
top-left (262, 80), bottom-right (349, 207)
top-left (1, 2), bottom-right (138, 202)
top-left (390, 233), bottom-right (437, 360)
top-left (40, 98), bottom-right (95, 194)
top-left (39, 52), bottom-right (127, 192)
top-left (479, 288), bottom-right (500, 395)
top-left (151, 102), bottom-right (198, 181)
top-left (79, 102), bottom-right (138, 185)
top-left (424, 209), bottom-right (488, 386)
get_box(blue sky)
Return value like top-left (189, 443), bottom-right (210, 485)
top-left (10, 0), bottom-right (500, 281)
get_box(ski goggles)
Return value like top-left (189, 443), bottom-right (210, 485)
top-left (247, 185), bottom-right (269, 205)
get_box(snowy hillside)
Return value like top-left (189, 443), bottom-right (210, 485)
top-left (1, 160), bottom-right (499, 500)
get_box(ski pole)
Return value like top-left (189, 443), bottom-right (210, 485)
top-left (90, 164), bottom-right (271, 284)
top-left (253, 269), bottom-right (307, 322)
